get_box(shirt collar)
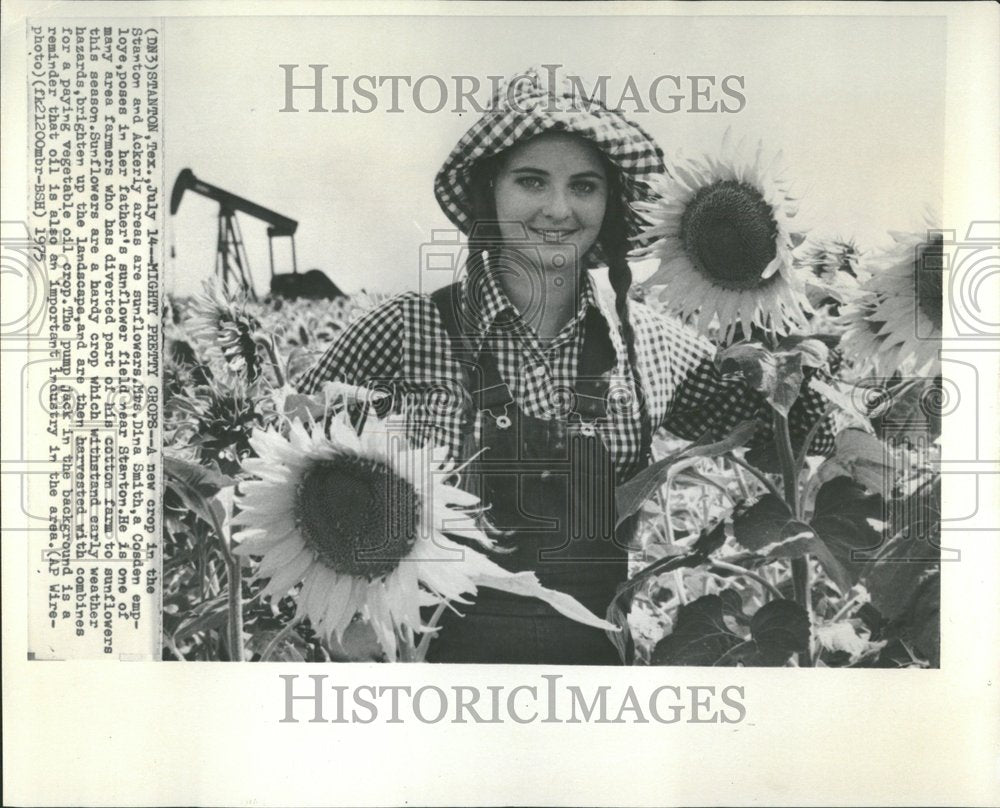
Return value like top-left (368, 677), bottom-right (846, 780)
top-left (459, 257), bottom-right (599, 354)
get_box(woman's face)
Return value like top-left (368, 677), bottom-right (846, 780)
top-left (492, 132), bottom-right (608, 273)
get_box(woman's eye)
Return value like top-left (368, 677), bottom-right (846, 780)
top-left (516, 176), bottom-right (544, 190)
top-left (572, 181), bottom-right (598, 194)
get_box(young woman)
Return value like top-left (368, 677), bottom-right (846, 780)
top-left (297, 67), bottom-right (832, 665)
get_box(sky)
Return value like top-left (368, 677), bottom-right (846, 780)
top-left (163, 13), bottom-right (946, 298)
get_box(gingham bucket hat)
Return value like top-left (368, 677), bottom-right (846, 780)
top-left (434, 66), bottom-right (667, 241)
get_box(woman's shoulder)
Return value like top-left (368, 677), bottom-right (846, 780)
top-left (351, 288), bottom-right (458, 372)
top-left (295, 290), bottom-right (452, 393)
top-left (379, 288), bottom-right (454, 336)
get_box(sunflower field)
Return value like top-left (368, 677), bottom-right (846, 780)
top-left (163, 139), bottom-right (943, 667)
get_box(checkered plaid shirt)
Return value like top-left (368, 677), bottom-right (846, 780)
top-left (296, 266), bottom-right (835, 477)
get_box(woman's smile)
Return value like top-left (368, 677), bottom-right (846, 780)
top-left (493, 132), bottom-right (608, 271)
top-left (528, 227), bottom-right (579, 243)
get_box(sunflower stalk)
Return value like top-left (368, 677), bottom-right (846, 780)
top-left (202, 497), bottom-right (244, 662)
top-left (655, 485), bottom-right (689, 608)
top-left (772, 409), bottom-right (814, 666)
top-left (651, 450), bottom-right (693, 606)
top-left (396, 625), bottom-right (418, 663)
top-left (730, 457), bottom-right (753, 500)
top-left (253, 334), bottom-right (286, 388)
top-left (793, 401), bottom-right (833, 483)
top-left (224, 555), bottom-right (244, 662)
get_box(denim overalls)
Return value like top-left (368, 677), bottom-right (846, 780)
top-left (422, 283), bottom-right (648, 665)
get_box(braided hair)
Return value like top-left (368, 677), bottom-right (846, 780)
top-left (464, 141), bottom-right (654, 471)
top-left (597, 165), bottom-right (654, 469)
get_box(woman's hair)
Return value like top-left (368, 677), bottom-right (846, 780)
top-left (464, 139), bottom-right (654, 468)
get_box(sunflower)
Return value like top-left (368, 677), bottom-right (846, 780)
top-left (797, 237), bottom-right (864, 284)
top-left (795, 236), bottom-right (869, 316)
top-left (187, 279), bottom-right (263, 380)
top-left (634, 131), bottom-right (809, 343)
top-left (232, 414), bottom-right (616, 660)
top-left (839, 226), bottom-right (942, 376)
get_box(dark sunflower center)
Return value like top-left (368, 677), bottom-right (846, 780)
top-left (295, 456), bottom-right (421, 580)
top-left (680, 180), bottom-right (779, 290)
top-left (838, 247), bottom-right (859, 278)
top-left (915, 235), bottom-right (943, 331)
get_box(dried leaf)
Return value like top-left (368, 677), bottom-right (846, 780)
top-left (476, 570), bottom-right (619, 632)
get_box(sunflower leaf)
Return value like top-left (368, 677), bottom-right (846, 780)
top-left (164, 454), bottom-right (237, 495)
top-left (651, 594), bottom-right (810, 667)
top-left (747, 599), bottom-right (810, 665)
top-left (282, 392), bottom-right (326, 423)
top-left (730, 494), bottom-right (793, 551)
top-left (731, 495), bottom-right (853, 592)
top-left (775, 335), bottom-right (831, 368)
top-left (614, 421), bottom-right (757, 526)
top-left (905, 572), bottom-right (940, 667)
top-left (871, 377), bottom-right (943, 444)
top-left (717, 344), bottom-right (807, 416)
top-left (768, 351), bottom-right (805, 415)
top-left (163, 455), bottom-right (237, 534)
top-left (862, 478), bottom-right (940, 623)
top-left (173, 594), bottom-right (229, 641)
top-left (691, 520), bottom-right (729, 557)
top-left (650, 595), bottom-right (744, 666)
top-left (717, 343), bottom-right (776, 393)
top-left (808, 429), bottom-right (897, 500)
top-left (811, 476), bottom-right (886, 583)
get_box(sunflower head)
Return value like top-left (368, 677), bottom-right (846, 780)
top-left (679, 177), bottom-right (780, 291)
top-left (295, 453), bottom-right (421, 580)
top-left (634, 132), bottom-right (810, 342)
top-left (797, 237), bottom-right (863, 283)
top-left (168, 376), bottom-right (269, 475)
top-left (187, 280), bottom-right (263, 380)
top-left (913, 233), bottom-right (944, 332)
top-left (839, 223), bottom-right (943, 377)
top-left (231, 415), bottom-right (492, 651)
top-left (796, 237), bottom-right (869, 314)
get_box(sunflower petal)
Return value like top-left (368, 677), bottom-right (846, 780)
top-left (260, 548), bottom-right (314, 600)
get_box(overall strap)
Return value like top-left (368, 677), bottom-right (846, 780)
top-left (573, 307), bottom-right (616, 422)
top-left (429, 284), bottom-right (513, 417)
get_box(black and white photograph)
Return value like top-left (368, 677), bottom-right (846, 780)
top-left (161, 18), bottom-right (948, 668)
top-left (2, 2), bottom-right (998, 806)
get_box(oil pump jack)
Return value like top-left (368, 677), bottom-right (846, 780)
top-left (169, 168), bottom-right (298, 300)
